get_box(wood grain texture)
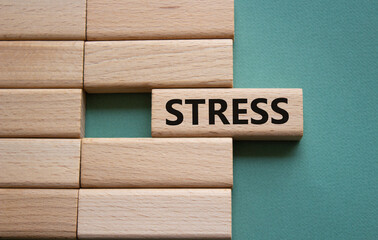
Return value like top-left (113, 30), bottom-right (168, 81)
top-left (0, 139), bottom-right (80, 188)
top-left (0, 189), bottom-right (78, 238)
top-left (0, 41), bottom-right (84, 88)
top-left (78, 189), bottom-right (231, 239)
top-left (81, 138), bottom-right (232, 188)
top-left (0, 0), bottom-right (86, 40)
top-left (152, 88), bottom-right (303, 140)
top-left (87, 0), bottom-right (234, 40)
top-left (0, 89), bottom-right (85, 138)
top-left (84, 40), bottom-right (233, 93)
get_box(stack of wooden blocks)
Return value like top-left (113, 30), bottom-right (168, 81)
top-left (0, 0), bottom-right (303, 239)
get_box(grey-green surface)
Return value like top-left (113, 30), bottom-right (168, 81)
top-left (86, 0), bottom-right (378, 239)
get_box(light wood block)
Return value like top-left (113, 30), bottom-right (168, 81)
top-left (84, 40), bottom-right (233, 93)
top-left (0, 41), bottom-right (84, 88)
top-left (81, 138), bottom-right (232, 188)
top-left (152, 88), bottom-right (303, 140)
top-left (78, 189), bottom-right (231, 239)
top-left (0, 0), bottom-right (86, 40)
top-left (87, 0), bottom-right (234, 40)
top-left (0, 139), bottom-right (80, 188)
top-left (0, 189), bottom-right (78, 238)
top-left (0, 89), bottom-right (85, 138)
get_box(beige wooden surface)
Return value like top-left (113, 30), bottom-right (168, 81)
top-left (0, 0), bottom-right (86, 40)
top-left (152, 88), bottom-right (303, 140)
top-left (0, 139), bottom-right (80, 188)
top-left (0, 89), bottom-right (85, 138)
top-left (84, 40), bottom-right (233, 93)
top-left (0, 41), bottom-right (84, 88)
top-left (0, 189), bottom-right (78, 238)
top-left (81, 138), bottom-right (232, 188)
top-left (78, 189), bottom-right (231, 239)
top-left (87, 0), bottom-right (234, 40)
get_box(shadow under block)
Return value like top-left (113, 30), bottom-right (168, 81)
top-left (0, 89), bottom-right (85, 138)
top-left (0, 0), bottom-right (86, 40)
top-left (0, 139), bottom-right (80, 188)
top-left (86, 0), bottom-right (234, 40)
top-left (78, 189), bottom-right (231, 239)
top-left (0, 41), bottom-right (84, 88)
top-left (84, 40), bottom-right (233, 93)
top-left (152, 88), bottom-right (303, 140)
top-left (81, 138), bottom-right (232, 188)
top-left (0, 189), bottom-right (78, 238)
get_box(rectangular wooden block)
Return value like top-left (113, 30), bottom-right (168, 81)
top-left (81, 138), bottom-right (232, 188)
top-left (0, 0), bottom-right (86, 40)
top-left (87, 0), bottom-right (234, 40)
top-left (78, 189), bottom-right (231, 239)
top-left (0, 89), bottom-right (85, 138)
top-left (0, 189), bottom-right (78, 238)
top-left (0, 139), bottom-right (80, 188)
top-left (152, 89), bottom-right (303, 140)
top-left (84, 40), bottom-right (233, 93)
top-left (0, 41), bottom-right (84, 88)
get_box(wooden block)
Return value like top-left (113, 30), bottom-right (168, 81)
top-left (152, 88), bottom-right (303, 140)
top-left (0, 41), bottom-right (84, 88)
top-left (87, 0), bottom-right (234, 40)
top-left (0, 189), bottom-right (78, 238)
top-left (0, 139), bottom-right (80, 188)
top-left (0, 89), bottom-right (85, 138)
top-left (81, 138), bottom-right (232, 188)
top-left (84, 40), bottom-right (233, 93)
top-left (78, 189), bottom-right (231, 239)
top-left (0, 0), bottom-right (86, 40)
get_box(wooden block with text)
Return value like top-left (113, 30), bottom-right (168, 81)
top-left (0, 89), bottom-right (85, 138)
top-left (78, 189), bottom-right (231, 239)
top-left (152, 88), bottom-right (303, 140)
top-left (0, 0), bottom-right (86, 40)
top-left (87, 0), bottom-right (234, 40)
top-left (0, 41), bottom-right (84, 88)
top-left (84, 40), bottom-right (233, 93)
top-left (81, 138), bottom-right (232, 188)
top-left (0, 189), bottom-right (78, 238)
top-left (0, 139), bottom-right (80, 188)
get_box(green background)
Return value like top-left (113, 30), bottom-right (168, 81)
top-left (86, 0), bottom-right (377, 239)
